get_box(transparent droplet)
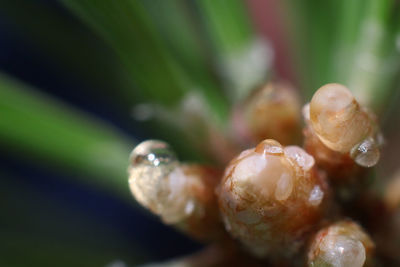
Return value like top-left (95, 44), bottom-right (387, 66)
top-left (350, 137), bottom-right (380, 167)
top-left (255, 139), bottom-right (283, 155)
top-left (129, 139), bottom-right (177, 169)
top-left (308, 185), bottom-right (324, 206)
top-left (284, 145), bottom-right (315, 171)
top-left (275, 172), bottom-right (293, 201)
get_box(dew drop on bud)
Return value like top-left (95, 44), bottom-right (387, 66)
top-left (129, 139), bottom-right (177, 169)
top-left (350, 137), bottom-right (380, 167)
top-left (275, 172), bottom-right (294, 201)
top-left (255, 139), bottom-right (283, 155)
top-left (284, 145), bottom-right (315, 171)
top-left (308, 185), bottom-right (324, 206)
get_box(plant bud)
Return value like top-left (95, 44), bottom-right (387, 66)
top-left (308, 220), bottom-right (375, 267)
top-left (128, 140), bottom-right (223, 241)
top-left (303, 114), bottom-right (363, 182)
top-left (217, 139), bottom-right (327, 258)
top-left (306, 84), bottom-right (381, 167)
top-left (233, 82), bottom-right (301, 146)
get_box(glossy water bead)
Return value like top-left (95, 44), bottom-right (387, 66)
top-left (217, 139), bottom-right (327, 258)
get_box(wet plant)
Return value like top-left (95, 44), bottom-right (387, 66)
top-left (2, 0), bottom-right (400, 266)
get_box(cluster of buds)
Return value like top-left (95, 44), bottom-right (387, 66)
top-left (127, 83), bottom-right (400, 266)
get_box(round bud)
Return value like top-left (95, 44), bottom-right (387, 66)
top-left (234, 82), bottom-right (301, 146)
top-left (217, 139), bottom-right (327, 258)
top-left (308, 220), bottom-right (375, 267)
top-left (310, 83), bottom-right (371, 153)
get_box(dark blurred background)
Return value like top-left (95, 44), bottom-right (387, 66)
top-left (0, 1), bottom-right (202, 266)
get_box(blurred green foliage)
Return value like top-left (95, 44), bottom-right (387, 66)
top-left (288, 0), bottom-right (400, 112)
top-left (0, 73), bottom-right (134, 199)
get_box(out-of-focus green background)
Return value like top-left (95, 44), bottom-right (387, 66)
top-left (1, 0), bottom-right (400, 266)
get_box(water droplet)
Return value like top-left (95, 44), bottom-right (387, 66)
top-left (308, 185), bottom-right (324, 206)
top-left (350, 137), bottom-right (380, 167)
top-left (129, 140), bottom-right (177, 169)
top-left (275, 172), bottom-right (293, 201)
top-left (255, 139), bottom-right (283, 155)
top-left (284, 146), bottom-right (315, 171)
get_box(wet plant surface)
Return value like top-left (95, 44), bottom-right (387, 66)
top-left (2, 1), bottom-right (400, 266)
